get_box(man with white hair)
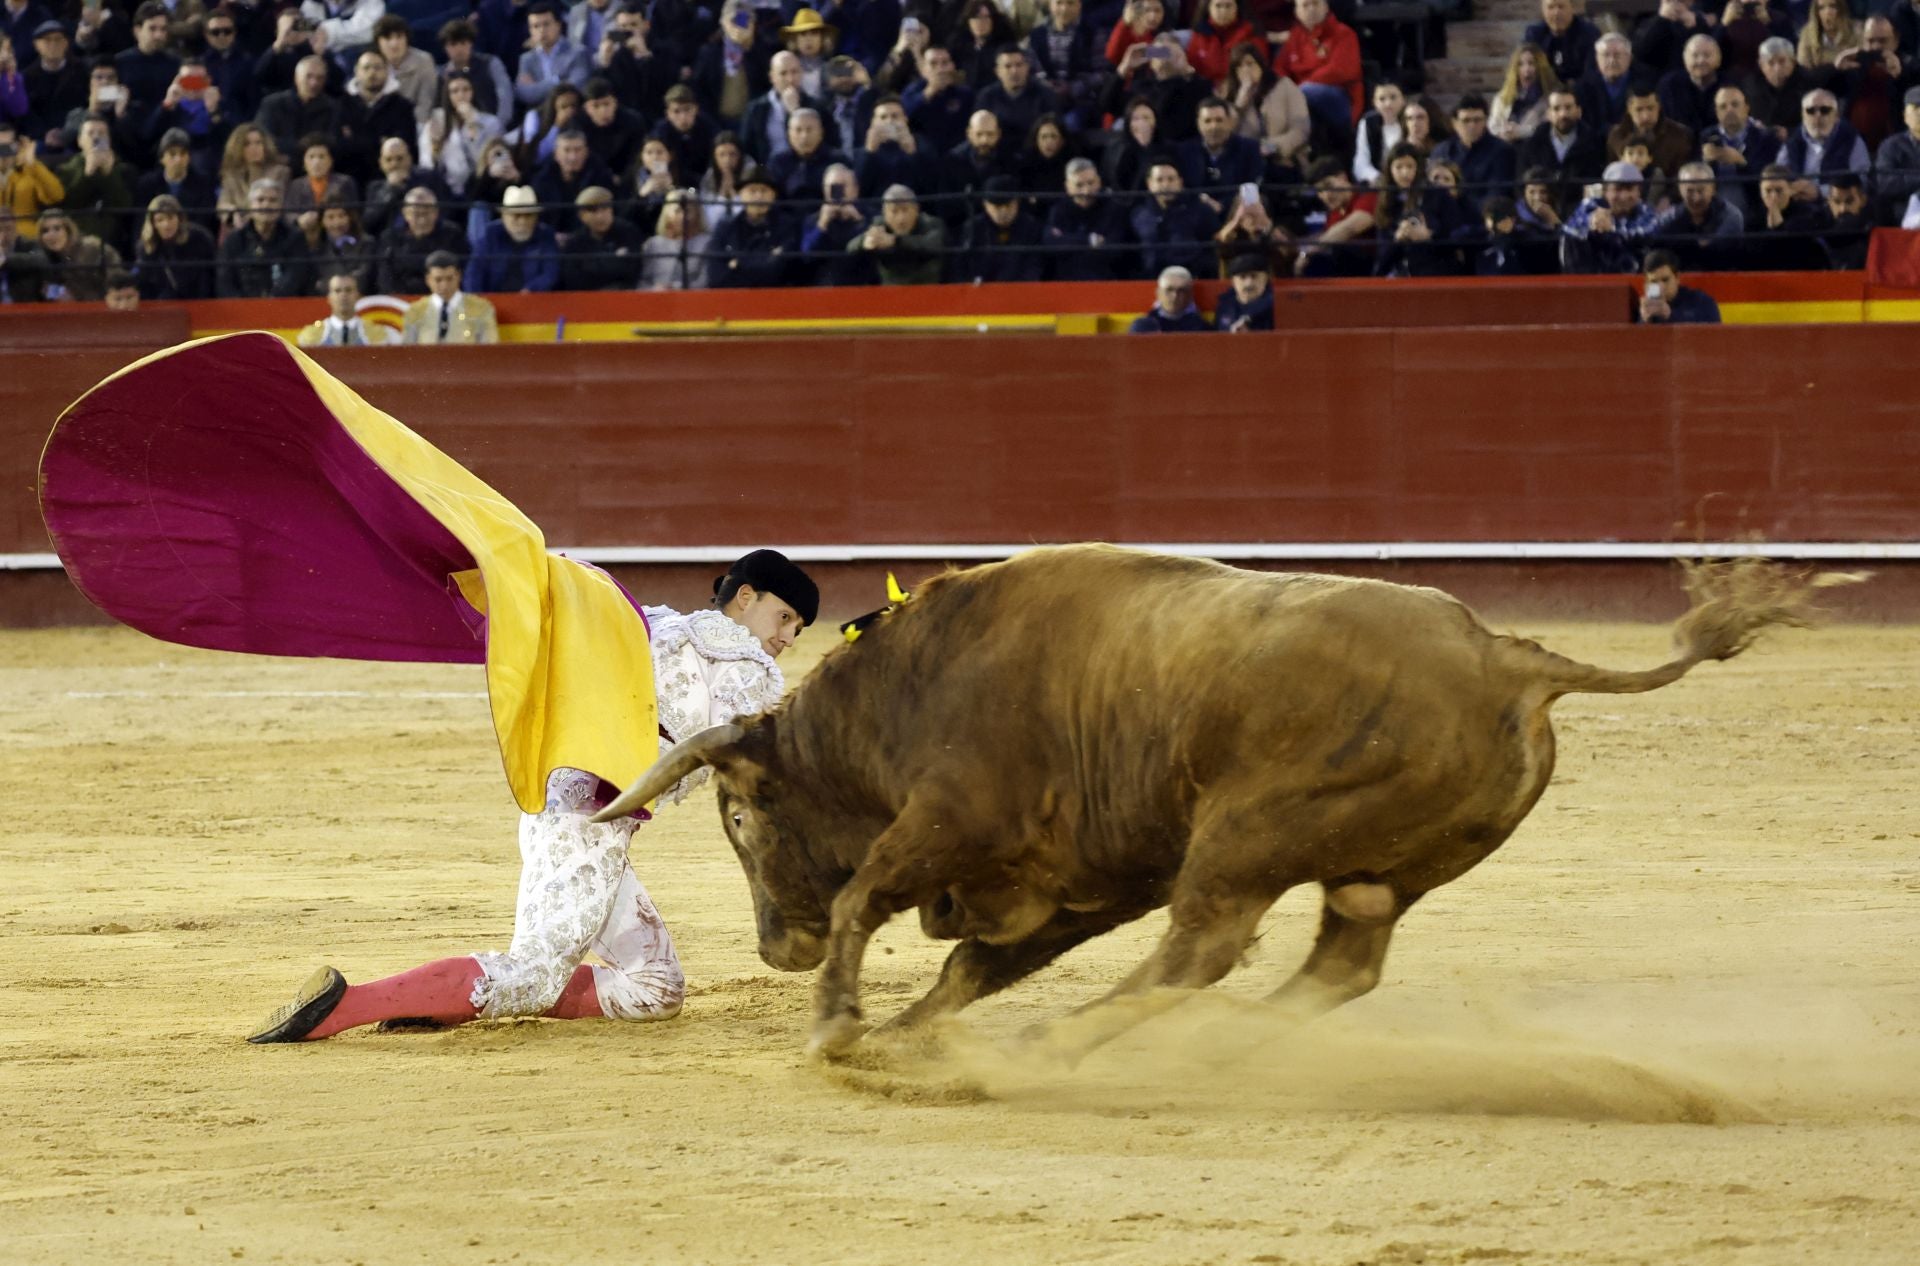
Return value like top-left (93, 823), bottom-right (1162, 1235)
top-left (1782, 87), bottom-right (1869, 202)
top-left (848, 182), bottom-right (945, 284)
top-left (1574, 32), bottom-right (1637, 134)
top-left (1657, 33), bottom-right (1723, 133)
top-left (215, 177), bottom-right (312, 296)
top-left (1127, 265), bottom-right (1210, 333)
top-left (1742, 37), bottom-right (1815, 138)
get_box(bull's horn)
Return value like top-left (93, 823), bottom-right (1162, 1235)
top-left (591, 724), bottom-right (744, 823)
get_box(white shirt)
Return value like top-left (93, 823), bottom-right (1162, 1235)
top-left (643, 605), bottom-right (784, 805)
top-left (321, 316), bottom-right (371, 345)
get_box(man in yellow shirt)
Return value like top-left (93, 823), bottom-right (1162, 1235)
top-left (401, 249), bottom-right (500, 343)
top-left (0, 132), bottom-right (65, 239)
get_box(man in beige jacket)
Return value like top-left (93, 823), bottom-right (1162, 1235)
top-left (401, 250), bottom-right (500, 343)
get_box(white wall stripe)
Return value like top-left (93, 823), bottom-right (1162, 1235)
top-left (9, 542), bottom-right (1917, 573)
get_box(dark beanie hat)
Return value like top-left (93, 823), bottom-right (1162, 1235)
top-left (715, 549), bottom-right (819, 626)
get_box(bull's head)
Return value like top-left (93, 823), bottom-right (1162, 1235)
top-left (595, 723), bottom-right (832, 972)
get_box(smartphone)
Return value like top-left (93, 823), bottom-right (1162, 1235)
top-left (648, 160), bottom-right (668, 175)
top-left (97, 84), bottom-right (125, 103)
top-left (1141, 45), bottom-right (1171, 60)
top-left (729, 9), bottom-right (751, 28)
top-left (1645, 281), bottom-right (1663, 300)
top-left (1858, 48), bottom-right (1884, 66)
top-left (179, 71), bottom-right (211, 92)
top-left (902, 15), bottom-right (924, 33)
top-left (1238, 181), bottom-right (1259, 207)
top-left (827, 180), bottom-right (846, 201)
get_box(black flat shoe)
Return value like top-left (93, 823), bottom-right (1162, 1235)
top-left (247, 966), bottom-right (347, 1044)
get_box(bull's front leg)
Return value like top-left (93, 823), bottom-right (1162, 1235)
top-left (807, 791), bottom-right (966, 1059)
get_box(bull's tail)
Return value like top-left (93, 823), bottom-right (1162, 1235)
top-left (1506, 559), bottom-right (1867, 698)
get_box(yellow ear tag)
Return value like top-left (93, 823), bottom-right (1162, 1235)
top-left (886, 572), bottom-right (910, 604)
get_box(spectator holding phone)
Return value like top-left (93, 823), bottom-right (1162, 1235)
top-left (1637, 247), bottom-right (1719, 322)
top-left (854, 93), bottom-right (934, 195)
top-left (691, 1), bottom-right (772, 127)
top-left (1212, 184), bottom-right (1292, 278)
top-left (147, 57), bottom-right (228, 166)
top-left (1562, 158), bottom-right (1657, 273)
top-left (799, 160), bottom-right (871, 284)
top-left (56, 113), bottom-right (132, 251)
top-left (595, 4), bottom-right (671, 121)
top-left (1105, 0), bottom-right (1163, 71)
top-left (1831, 16), bottom-right (1906, 151)
top-left (652, 84), bottom-right (717, 178)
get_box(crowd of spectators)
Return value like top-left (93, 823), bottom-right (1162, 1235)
top-left (2, 0), bottom-right (1916, 304)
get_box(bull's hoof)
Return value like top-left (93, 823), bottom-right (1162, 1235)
top-left (806, 1013), bottom-right (867, 1061)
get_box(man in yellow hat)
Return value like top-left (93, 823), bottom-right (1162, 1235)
top-left (780, 6), bottom-right (838, 97)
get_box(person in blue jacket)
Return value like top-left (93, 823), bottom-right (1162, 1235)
top-left (463, 184), bottom-right (561, 293)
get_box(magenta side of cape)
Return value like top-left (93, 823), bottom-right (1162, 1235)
top-left (40, 336), bottom-right (490, 664)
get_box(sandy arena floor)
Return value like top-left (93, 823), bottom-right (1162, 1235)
top-left (1, 616), bottom-right (1917, 1266)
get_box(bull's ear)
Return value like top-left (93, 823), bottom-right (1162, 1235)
top-left (592, 723), bottom-right (745, 823)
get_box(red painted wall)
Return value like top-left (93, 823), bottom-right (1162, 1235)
top-left (8, 327), bottom-right (1916, 568)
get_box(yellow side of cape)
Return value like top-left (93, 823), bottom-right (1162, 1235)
top-left (286, 345), bottom-right (657, 813)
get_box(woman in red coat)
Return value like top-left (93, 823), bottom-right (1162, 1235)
top-left (1274, 0), bottom-right (1362, 144)
top-left (1186, 0), bottom-right (1271, 89)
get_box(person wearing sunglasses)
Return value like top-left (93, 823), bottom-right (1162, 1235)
top-left (1781, 87), bottom-right (1869, 203)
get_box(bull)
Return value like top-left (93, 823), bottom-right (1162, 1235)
top-left (598, 545), bottom-right (1843, 1061)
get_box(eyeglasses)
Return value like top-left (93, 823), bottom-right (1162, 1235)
top-left (1805, 104), bottom-right (1834, 115)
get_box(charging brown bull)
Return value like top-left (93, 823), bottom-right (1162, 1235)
top-left (598, 544), bottom-right (1845, 1061)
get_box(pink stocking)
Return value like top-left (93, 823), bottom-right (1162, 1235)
top-left (541, 965), bottom-right (605, 1020)
top-left (304, 956), bottom-right (484, 1040)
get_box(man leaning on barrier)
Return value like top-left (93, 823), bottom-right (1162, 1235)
top-left (1127, 264), bottom-right (1210, 333)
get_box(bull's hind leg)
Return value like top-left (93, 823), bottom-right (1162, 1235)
top-left (877, 908), bottom-right (1147, 1035)
top-left (1264, 884), bottom-right (1413, 1025)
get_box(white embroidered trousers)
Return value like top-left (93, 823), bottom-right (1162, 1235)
top-left (470, 769), bottom-right (686, 1021)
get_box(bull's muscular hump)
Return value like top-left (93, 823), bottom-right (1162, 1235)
top-left (599, 546), bottom-right (1852, 1061)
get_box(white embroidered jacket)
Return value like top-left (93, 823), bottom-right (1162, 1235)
top-left (644, 605), bottom-right (785, 806)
